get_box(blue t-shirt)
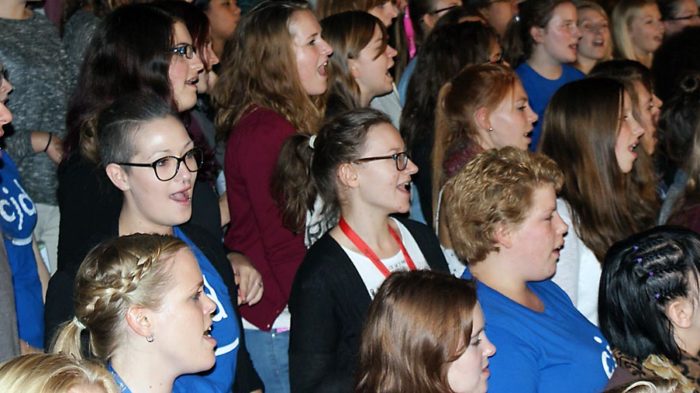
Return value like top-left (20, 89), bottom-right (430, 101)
top-left (173, 227), bottom-right (239, 393)
top-left (0, 153), bottom-right (43, 348)
top-left (516, 63), bottom-right (584, 151)
top-left (462, 268), bottom-right (614, 393)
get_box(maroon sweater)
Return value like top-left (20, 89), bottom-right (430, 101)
top-left (224, 106), bottom-right (306, 330)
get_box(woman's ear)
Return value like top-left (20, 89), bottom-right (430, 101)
top-left (105, 163), bottom-right (130, 192)
top-left (337, 162), bottom-right (360, 189)
top-left (474, 106), bottom-right (491, 131)
top-left (125, 306), bottom-right (154, 339)
top-left (530, 25), bottom-right (546, 45)
top-left (666, 297), bottom-right (695, 329)
top-left (347, 59), bottom-right (361, 79)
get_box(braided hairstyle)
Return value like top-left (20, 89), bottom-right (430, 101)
top-left (599, 226), bottom-right (700, 363)
top-left (51, 234), bottom-right (187, 361)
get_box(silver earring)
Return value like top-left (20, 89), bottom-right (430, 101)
top-left (146, 335), bottom-right (154, 343)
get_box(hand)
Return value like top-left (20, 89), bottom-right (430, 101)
top-left (45, 133), bottom-right (64, 164)
top-left (228, 252), bottom-right (264, 306)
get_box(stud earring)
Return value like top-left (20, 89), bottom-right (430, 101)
top-left (146, 335), bottom-right (154, 343)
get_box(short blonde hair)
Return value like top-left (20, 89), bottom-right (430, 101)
top-left (443, 147), bottom-right (563, 264)
top-left (0, 353), bottom-right (118, 393)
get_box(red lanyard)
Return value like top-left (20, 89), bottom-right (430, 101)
top-left (338, 217), bottom-right (417, 278)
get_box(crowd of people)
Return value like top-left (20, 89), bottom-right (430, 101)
top-left (2, 0), bottom-right (700, 392)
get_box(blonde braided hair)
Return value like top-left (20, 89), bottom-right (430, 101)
top-left (51, 234), bottom-right (187, 361)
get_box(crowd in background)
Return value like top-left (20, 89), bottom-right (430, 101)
top-left (2, 0), bottom-right (700, 391)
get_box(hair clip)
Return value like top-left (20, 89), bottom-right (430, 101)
top-left (632, 245), bottom-right (639, 252)
top-left (654, 293), bottom-right (661, 300)
top-left (635, 257), bottom-right (643, 264)
top-left (649, 271), bottom-right (655, 277)
top-left (308, 135), bottom-right (317, 150)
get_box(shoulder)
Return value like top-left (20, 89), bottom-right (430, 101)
top-left (394, 217), bottom-right (449, 272)
top-left (234, 107), bottom-right (295, 136)
top-left (562, 65), bottom-right (586, 80)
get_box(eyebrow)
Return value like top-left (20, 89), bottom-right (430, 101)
top-left (470, 328), bottom-right (484, 340)
top-left (190, 280), bottom-right (204, 292)
top-left (144, 140), bottom-right (195, 160)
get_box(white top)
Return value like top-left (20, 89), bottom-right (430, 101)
top-left (551, 198), bottom-right (602, 326)
top-left (341, 218), bottom-right (430, 298)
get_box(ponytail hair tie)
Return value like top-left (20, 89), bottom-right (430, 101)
top-left (73, 317), bottom-right (86, 330)
top-left (309, 135), bottom-right (317, 150)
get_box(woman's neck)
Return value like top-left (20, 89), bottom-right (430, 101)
top-left (333, 208), bottom-right (398, 258)
top-left (633, 48), bottom-right (653, 68)
top-left (575, 56), bottom-right (597, 75)
top-left (118, 204), bottom-right (173, 237)
top-left (528, 48), bottom-right (564, 80)
top-left (111, 352), bottom-right (175, 393)
top-left (470, 253), bottom-right (544, 312)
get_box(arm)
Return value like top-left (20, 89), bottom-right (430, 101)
top-left (225, 114), bottom-right (305, 299)
top-left (31, 238), bottom-right (49, 301)
top-left (551, 200), bottom-right (580, 306)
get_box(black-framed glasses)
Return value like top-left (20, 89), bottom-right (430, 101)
top-left (353, 151), bottom-right (410, 171)
top-left (666, 13), bottom-right (700, 21)
top-left (117, 148), bottom-right (204, 181)
top-left (169, 44), bottom-right (196, 59)
top-left (431, 4), bottom-right (459, 14)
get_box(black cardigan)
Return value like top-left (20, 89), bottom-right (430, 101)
top-left (288, 218), bottom-right (449, 393)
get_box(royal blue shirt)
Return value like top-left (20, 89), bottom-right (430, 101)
top-left (516, 63), bottom-right (584, 151)
top-left (0, 153), bottom-right (43, 348)
top-left (463, 268), bottom-right (614, 393)
top-left (173, 227), bottom-right (239, 393)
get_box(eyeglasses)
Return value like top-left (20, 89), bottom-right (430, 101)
top-left (666, 13), bottom-right (700, 21)
top-left (430, 4), bottom-right (459, 14)
top-left (353, 151), bottom-right (410, 171)
top-left (117, 148), bottom-right (204, 181)
top-left (169, 44), bottom-right (196, 59)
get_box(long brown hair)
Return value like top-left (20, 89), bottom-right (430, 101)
top-left (212, 1), bottom-right (323, 141)
top-left (320, 11), bottom-right (388, 115)
top-left (540, 77), bottom-right (649, 261)
top-left (355, 270), bottom-right (478, 393)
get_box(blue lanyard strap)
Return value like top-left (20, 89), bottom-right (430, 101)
top-left (108, 363), bottom-right (133, 393)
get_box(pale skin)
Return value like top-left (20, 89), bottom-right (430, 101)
top-left (330, 123), bottom-right (418, 258)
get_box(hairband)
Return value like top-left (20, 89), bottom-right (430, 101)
top-left (73, 316), bottom-right (87, 330)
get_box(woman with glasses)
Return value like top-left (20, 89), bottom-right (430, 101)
top-left (78, 91), bottom-right (245, 392)
top-left (45, 4), bottom-right (262, 392)
top-left (287, 108), bottom-right (449, 392)
top-left (659, 0), bottom-right (700, 37)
